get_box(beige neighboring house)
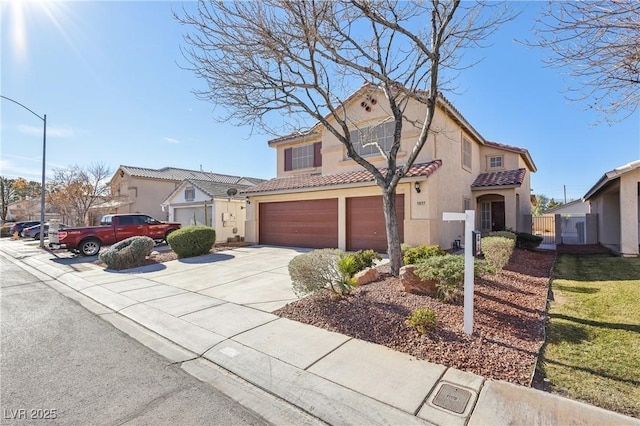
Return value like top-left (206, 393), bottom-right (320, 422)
top-left (161, 179), bottom-right (254, 243)
top-left (242, 85), bottom-right (537, 252)
top-left (583, 160), bottom-right (640, 257)
top-left (102, 165), bottom-right (263, 222)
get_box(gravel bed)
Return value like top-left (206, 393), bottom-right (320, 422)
top-left (274, 248), bottom-right (555, 385)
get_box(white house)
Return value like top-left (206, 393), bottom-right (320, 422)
top-left (162, 179), bottom-right (254, 243)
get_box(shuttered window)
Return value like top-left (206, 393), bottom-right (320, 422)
top-left (284, 142), bottom-right (322, 171)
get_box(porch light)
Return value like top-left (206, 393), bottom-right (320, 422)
top-left (414, 181), bottom-right (421, 193)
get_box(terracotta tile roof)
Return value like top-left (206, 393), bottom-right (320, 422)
top-left (242, 160), bottom-right (442, 194)
top-left (471, 168), bottom-right (526, 189)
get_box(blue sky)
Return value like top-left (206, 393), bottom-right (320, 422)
top-left (1, 1), bottom-right (638, 203)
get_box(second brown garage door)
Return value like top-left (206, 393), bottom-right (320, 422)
top-left (259, 199), bottom-right (338, 249)
top-left (346, 195), bottom-right (404, 252)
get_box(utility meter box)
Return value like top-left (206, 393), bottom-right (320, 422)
top-left (472, 230), bottom-right (482, 257)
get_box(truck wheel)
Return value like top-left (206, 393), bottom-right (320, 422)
top-left (79, 239), bottom-right (101, 256)
top-left (164, 229), bottom-right (176, 243)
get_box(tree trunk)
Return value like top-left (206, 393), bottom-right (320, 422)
top-left (382, 187), bottom-right (403, 276)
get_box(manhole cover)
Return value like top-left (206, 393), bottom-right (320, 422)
top-left (432, 384), bottom-right (472, 414)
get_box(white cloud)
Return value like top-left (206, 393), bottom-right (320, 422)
top-left (18, 124), bottom-right (75, 138)
top-left (163, 136), bottom-right (181, 144)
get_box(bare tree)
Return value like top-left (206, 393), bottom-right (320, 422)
top-left (176, 0), bottom-right (513, 275)
top-left (0, 177), bottom-right (17, 222)
top-left (531, 1), bottom-right (640, 122)
top-left (47, 163), bottom-right (112, 226)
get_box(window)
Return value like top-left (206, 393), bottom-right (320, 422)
top-left (350, 121), bottom-right (395, 157)
top-left (481, 202), bottom-right (491, 230)
top-left (464, 198), bottom-right (471, 211)
top-left (185, 187), bottom-right (195, 201)
top-left (488, 155), bottom-right (503, 169)
top-left (284, 142), bottom-right (322, 171)
top-left (462, 137), bottom-right (472, 169)
top-left (292, 144), bottom-right (314, 170)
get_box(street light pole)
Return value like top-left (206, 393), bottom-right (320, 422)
top-left (0, 95), bottom-right (48, 248)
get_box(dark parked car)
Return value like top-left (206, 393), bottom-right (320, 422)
top-left (22, 223), bottom-right (68, 239)
top-left (10, 221), bottom-right (40, 236)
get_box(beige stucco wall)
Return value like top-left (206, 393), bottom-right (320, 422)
top-left (620, 169), bottom-right (640, 256)
top-left (111, 173), bottom-right (177, 221)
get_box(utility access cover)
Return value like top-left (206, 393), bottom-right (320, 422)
top-left (432, 384), bottom-right (472, 414)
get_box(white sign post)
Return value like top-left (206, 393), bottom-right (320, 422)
top-left (442, 210), bottom-right (476, 335)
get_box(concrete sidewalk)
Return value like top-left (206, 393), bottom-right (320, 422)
top-left (1, 239), bottom-right (638, 426)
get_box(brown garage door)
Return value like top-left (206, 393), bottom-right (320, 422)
top-left (259, 199), bottom-right (338, 248)
top-left (347, 195), bottom-right (404, 252)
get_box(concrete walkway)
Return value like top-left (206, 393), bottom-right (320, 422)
top-left (1, 239), bottom-right (638, 426)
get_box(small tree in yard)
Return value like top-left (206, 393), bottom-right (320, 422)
top-left (176, 0), bottom-right (513, 275)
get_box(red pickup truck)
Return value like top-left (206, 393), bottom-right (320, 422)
top-left (49, 214), bottom-right (181, 256)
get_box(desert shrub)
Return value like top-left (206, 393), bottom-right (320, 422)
top-left (289, 249), bottom-right (355, 297)
top-left (403, 244), bottom-right (445, 265)
top-left (416, 254), bottom-right (494, 303)
top-left (481, 236), bottom-right (515, 270)
top-left (517, 232), bottom-right (543, 249)
top-left (405, 308), bottom-right (437, 334)
top-left (167, 225), bottom-right (216, 258)
top-left (401, 243), bottom-right (412, 254)
top-left (99, 236), bottom-right (154, 270)
top-left (487, 231), bottom-right (517, 241)
top-left (350, 249), bottom-right (382, 273)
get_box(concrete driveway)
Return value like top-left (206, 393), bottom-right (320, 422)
top-left (72, 245), bottom-right (311, 313)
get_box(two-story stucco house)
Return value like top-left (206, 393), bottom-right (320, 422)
top-left (103, 165), bottom-right (262, 223)
top-left (243, 85), bottom-right (537, 252)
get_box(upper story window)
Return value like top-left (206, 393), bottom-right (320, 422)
top-left (284, 142), bottom-right (322, 171)
top-left (185, 187), bottom-right (195, 201)
top-left (350, 121), bottom-right (395, 157)
top-left (488, 155), bottom-right (503, 170)
top-left (292, 144), bottom-right (314, 169)
top-left (462, 136), bottom-right (472, 170)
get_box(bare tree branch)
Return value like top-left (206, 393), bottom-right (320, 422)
top-left (528, 1), bottom-right (640, 122)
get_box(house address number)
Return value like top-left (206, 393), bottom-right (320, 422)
top-left (417, 201), bottom-right (426, 206)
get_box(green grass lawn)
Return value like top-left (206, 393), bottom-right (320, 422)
top-left (541, 254), bottom-right (640, 418)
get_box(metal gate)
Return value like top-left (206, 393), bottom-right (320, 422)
top-left (560, 214), bottom-right (587, 244)
top-left (532, 215), bottom-right (555, 244)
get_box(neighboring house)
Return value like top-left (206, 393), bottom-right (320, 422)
top-left (242, 85), bottom-right (537, 252)
top-left (545, 199), bottom-right (591, 215)
top-left (583, 160), bottom-right (640, 257)
top-left (100, 165), bottom-right (263, 222)
top-left (6, 199), bottom-right (60, 223)
top-left (161, 179), bottom-right (253, 243)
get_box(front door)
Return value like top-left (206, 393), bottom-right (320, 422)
top-left (491, 201), bottom-right (505, 231)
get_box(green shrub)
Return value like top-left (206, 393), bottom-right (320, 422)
top-left (99, 236), bottom-right (155, 270)
top-left (405, 308), bottom-right (437, 334)
top-left (289, 249), bottom-right (355, 297)
top-left (167, 225), bottom-right (216, 258)
top-left (401, 243), bottom-right (412, 254)
top-left (516, 232), bottom-right (543, 249)
top-left (487, 231), bottom-right (517, 241)
top-left (403, 244), bottom-right (445, 265)
top-left (350, 249), bottom-right (382, 274)
top-left (481, 236), bottom-right (515, 270)
top-left (416, 254), bottom-right (494, 303)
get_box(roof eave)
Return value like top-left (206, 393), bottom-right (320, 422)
top-left (471, 184), bottom-right (521, 191)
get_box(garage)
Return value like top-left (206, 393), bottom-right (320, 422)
top-left (346, 195), bottom-right (404, 252)
top-left (259, 199), bottom-right (338, 248)
top-left (174, 206), bottom-right (209, 227)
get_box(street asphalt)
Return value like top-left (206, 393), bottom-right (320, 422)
top-left (0, 238), bottom-right (638, 426)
